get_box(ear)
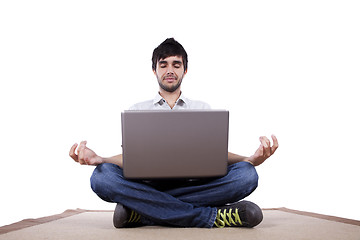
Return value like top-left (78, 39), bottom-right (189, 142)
top-left (153, 69), bottom-right (157, 75)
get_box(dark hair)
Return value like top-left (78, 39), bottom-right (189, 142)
top-left (152, 38), bottom-right (188, 72)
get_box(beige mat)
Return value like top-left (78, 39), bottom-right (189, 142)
top-left (1, 208), bottom-right (359, 240)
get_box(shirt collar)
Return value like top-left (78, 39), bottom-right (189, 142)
top-left (178, 92), bottom-right (189, 105)
top-left (152, 92), bottom-right (189, 106)
top-left (153, 92), bottom-right (164, 105)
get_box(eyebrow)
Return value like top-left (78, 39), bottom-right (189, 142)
top-left (158, 60), bottom-right (183, 65)
top-left (159, 60), bottom-right (168, 65)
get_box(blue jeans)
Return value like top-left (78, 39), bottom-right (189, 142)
top-left (90, 161), bottom-right (258, 228)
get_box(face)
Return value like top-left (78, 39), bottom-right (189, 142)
top-left (154, 56), bottom-right (187, 93)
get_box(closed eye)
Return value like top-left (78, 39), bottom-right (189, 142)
top-left (173, 61), bottom-right (182, 68)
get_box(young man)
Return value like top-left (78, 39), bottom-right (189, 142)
top-left (69, 38), bottom-right (278, 228)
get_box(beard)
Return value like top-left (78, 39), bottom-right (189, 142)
top-left (157, 76), bottom-right (183, 93)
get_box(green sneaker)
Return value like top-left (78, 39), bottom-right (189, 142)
top-left (214, 201), bottom-right (263, 228)
top-left (113, 203), bottom-right (142, 228)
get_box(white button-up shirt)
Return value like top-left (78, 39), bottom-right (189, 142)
top-left (129, 92), bottom-right (211, 110)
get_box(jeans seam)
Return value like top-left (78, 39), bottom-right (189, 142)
top-left (207, 207), bottom-right (217, 228)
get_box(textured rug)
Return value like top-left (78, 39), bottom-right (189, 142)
top-left (1, 208), bottom-right (359, 240)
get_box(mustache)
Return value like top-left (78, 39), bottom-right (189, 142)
top-left (163, 74), bottom-right (177, 79)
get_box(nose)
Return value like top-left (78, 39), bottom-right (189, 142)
top-left (166, 66), bottom-right (174, 75)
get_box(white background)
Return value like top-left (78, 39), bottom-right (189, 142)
top-left (1, 0), bottom-right (359, 227)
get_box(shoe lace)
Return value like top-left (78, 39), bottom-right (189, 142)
top-left (128, 210), bottom-right (141, 223)
top-left (214, 208), bottom-right (243, 228)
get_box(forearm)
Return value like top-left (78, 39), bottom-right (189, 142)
top-left (102, 153), bottom-right (252, 167)
top-left (102, 154), bottom-right (123, 168)
top-left (228, 152), bottom-right (253, 165)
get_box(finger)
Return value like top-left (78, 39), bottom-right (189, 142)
top-left (260, 136), bottom-right (271, 157)
top-left (77, 140), bottom-right (87, 155)
top-left (271, 134), bottom-right (279, 153)
top-left (69, 143), bottom-right (79, 162)
top-left (84, 156), bottom-right (94, 165)
top-left (256, 143), bottom-right (264, 157)
top-left (78, 141), bottom-right (88, 165)
top-left (259, 136), bottom-right (269, 147)
top-left (78, 147), bottom-right (86, 165)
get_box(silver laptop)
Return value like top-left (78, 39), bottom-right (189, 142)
top-left (121, 110), bottom-right (229, 179)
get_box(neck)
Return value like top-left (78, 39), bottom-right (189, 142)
top-left (159, 88), bottom-right (181, 109)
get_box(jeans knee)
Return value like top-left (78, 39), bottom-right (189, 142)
top-left (245, 163), bottom-right (258, 192)
top-left (90, 164), bottom-right (105, 195)
top-left (230, 162), bottom-right (259, 201)
top-left (90, 163), bottom-right (121, 201)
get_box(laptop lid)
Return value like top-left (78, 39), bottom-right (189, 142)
top-left (121, 110), bottom-right (229, 179)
